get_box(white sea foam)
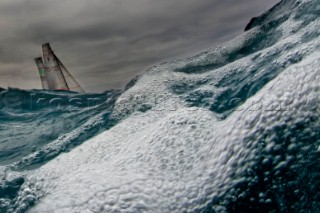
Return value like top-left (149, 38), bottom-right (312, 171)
top-left (15, 0), bottom-right (320, 212)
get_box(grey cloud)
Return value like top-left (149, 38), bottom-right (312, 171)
top-left (0, 0), bottom-right (279, 92)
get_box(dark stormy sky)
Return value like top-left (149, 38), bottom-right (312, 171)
top-left (0, 0), bottom-right (278, 92)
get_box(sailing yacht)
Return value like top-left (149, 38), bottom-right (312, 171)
top-left (34, 43), bottom-right (85, 93)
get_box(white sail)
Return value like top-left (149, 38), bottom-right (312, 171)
top-left (34, 43), bottom-right (85, 92)
top-left (42, 43), bottom-right (69, 91)
top-left (34, 57), bottom-right (49, 90)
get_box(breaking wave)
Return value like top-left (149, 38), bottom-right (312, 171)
top-left (1, 0), bottom-right (320, 212)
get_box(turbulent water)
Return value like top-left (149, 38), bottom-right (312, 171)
top-left (1, 0), bottom-right (320, 212)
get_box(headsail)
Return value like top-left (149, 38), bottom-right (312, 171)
top-left (55, 55), bottom-right (85, 93)
top-left (34, 57), bottom-right (49, 90)
top-left (42, 43), bottom-right (69, 91)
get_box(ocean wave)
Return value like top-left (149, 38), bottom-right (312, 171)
top-left (1, 0), bottom-right (320, 212)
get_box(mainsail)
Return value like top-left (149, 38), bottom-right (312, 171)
top-left (34, 43), bottom-right (85, 93)
top-left (42, 43), bottom-right (69, 90)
